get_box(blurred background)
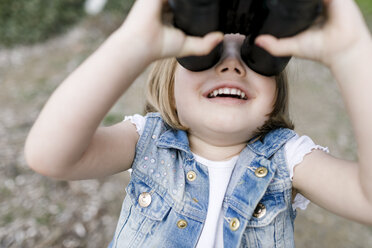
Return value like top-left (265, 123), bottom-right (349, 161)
top-left (0, 0), bottom-right (371, 247)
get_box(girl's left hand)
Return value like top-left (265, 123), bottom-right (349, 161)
top-left (255, 0), bottom-right (372, 68)
top-left (118, 0), bottom-right (224, 62)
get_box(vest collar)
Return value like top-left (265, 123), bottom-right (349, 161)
top-left (248, 128), bottom-right (295, 158)
top-left (156, 126), bottom-right (295, 158)
top-left (156, 129), bottom-right (192, 156)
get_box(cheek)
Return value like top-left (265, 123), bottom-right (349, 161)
top-left (174, 67), bottom-right (206, 123)
top-left (257, 76), bottom-right (276, 98)
top-left (174, 96), bottom-right (195, 128)
top-left (255, 78), bottom-right (277, 118)
top-left (173, 69), bottom-right (186, 110)
top-left (173, 79), bottom-right (192, 126)
top-left (267, 85), bottom-right (277, 107)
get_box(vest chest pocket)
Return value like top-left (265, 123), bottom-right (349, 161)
top-left (114, 178), bottom-right (171, 247)
top-left (126, 179), bottom-right (171, 221)
top-left (241, 191), bottom-right (291, 248)
top-left (246, 191), bottom-right (287, 228)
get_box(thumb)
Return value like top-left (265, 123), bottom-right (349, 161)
top-left (180, 32), bottom-right (224, 57)
top-left (255, 35), bottom-right (301, 57)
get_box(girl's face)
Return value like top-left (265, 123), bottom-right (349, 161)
top-left (174, 34), bottom-right (277, 146)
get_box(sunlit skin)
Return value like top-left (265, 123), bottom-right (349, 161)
top-left (174, 34), bottom-right (277, 160)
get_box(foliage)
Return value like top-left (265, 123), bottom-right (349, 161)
top-left (103, 0), bottom-right (135, 18)
top-left (356, 0), bottom-right (372, 15)
top-left (0, 0), bottom-right (85, 47)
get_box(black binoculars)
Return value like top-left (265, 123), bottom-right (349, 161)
top-left (168, 0), bottom-right (322, 76)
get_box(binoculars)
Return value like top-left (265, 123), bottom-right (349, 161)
top-left (168, 0), bottom-right (322, 76)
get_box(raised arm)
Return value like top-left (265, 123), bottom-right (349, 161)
top-left (25, 0), bottom-right (223, 180)
top-left (256, 0), bottom-right (372, 224)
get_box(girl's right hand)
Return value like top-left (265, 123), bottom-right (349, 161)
top-left (117, 0), bottom-right (224, 62)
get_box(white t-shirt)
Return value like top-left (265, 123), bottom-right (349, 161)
top-left (193, 153), bottom-right (238, 248)
top-left (124, 114), bottom-right (329, 247)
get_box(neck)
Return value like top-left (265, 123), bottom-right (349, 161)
top-left (188, 133), bottom-right (246, 161)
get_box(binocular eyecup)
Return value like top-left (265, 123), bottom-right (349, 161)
top-left (169, 0), bottom-right (322, 76)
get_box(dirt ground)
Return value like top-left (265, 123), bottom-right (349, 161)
top-left (1, 14), bottom-right (372, 248)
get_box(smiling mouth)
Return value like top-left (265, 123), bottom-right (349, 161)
top-left (207, 87), bottom-right (248, 100)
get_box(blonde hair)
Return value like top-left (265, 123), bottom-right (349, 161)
top-left (145, 57), bottom-right (294, 139)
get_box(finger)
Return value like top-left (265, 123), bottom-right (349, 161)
top-left (180, 32), bottom-right (224, 57)
top-left (255, 35), bottom-right (301, 57)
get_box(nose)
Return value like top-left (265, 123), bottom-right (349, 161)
top-left (215, 56), bottom-right (246, 77)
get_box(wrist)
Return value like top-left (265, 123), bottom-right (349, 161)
top-left (329, 34), bottom-right (372, 74)
top-left (110, 27), bottom-right (159, 66)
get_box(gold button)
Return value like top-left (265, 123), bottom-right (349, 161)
top-left (253, 203), bottom-right (266, 218)
top-left (138, 192), bottom-right (152, 208)
top-left (177, 219), bottom-right (188, 229)
top-left (229, 218), bottom-right (240, 231)
top-left (255, 167), bottom-right (268, 178)
top-left (187, 171), bottom-right (197, 182)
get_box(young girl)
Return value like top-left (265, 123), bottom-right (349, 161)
top-left (25, 0), bottom-right (372, 247)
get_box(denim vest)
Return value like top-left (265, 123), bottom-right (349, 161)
top-left (109, 113), bottom-right (297, 248)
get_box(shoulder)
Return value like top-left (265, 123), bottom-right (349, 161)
top-left (284, 134), bottom-right (329, 179)
top-left (284, 134), bottom-right (329, 161)
top-left (249, 128), bottom-right (296, 157)
top-left (123, 112), bottom-right (166, 136)
top-left (282, 133), bottom-right (329, 210)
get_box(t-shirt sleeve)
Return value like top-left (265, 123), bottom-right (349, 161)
top-left (284, 134), bottom-right (330, 210)
top-left (123, 114), bottom-right (146, 136)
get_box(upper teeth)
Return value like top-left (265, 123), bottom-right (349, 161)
top-left (208, 87), bottom-right (247, 99)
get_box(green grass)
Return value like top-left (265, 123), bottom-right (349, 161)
top-left (36, 213), bottom-right (53, 226)
top-left (0, 187), bottom-right (12, 198)
top-left (2, 213), bottom-right (14, 225)
top-left (356, 0), bottom-right (372, 15)
top-left (0, 0), bottom-right (85, 47)
top-left (103, 112), bottom-right (123, 126)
